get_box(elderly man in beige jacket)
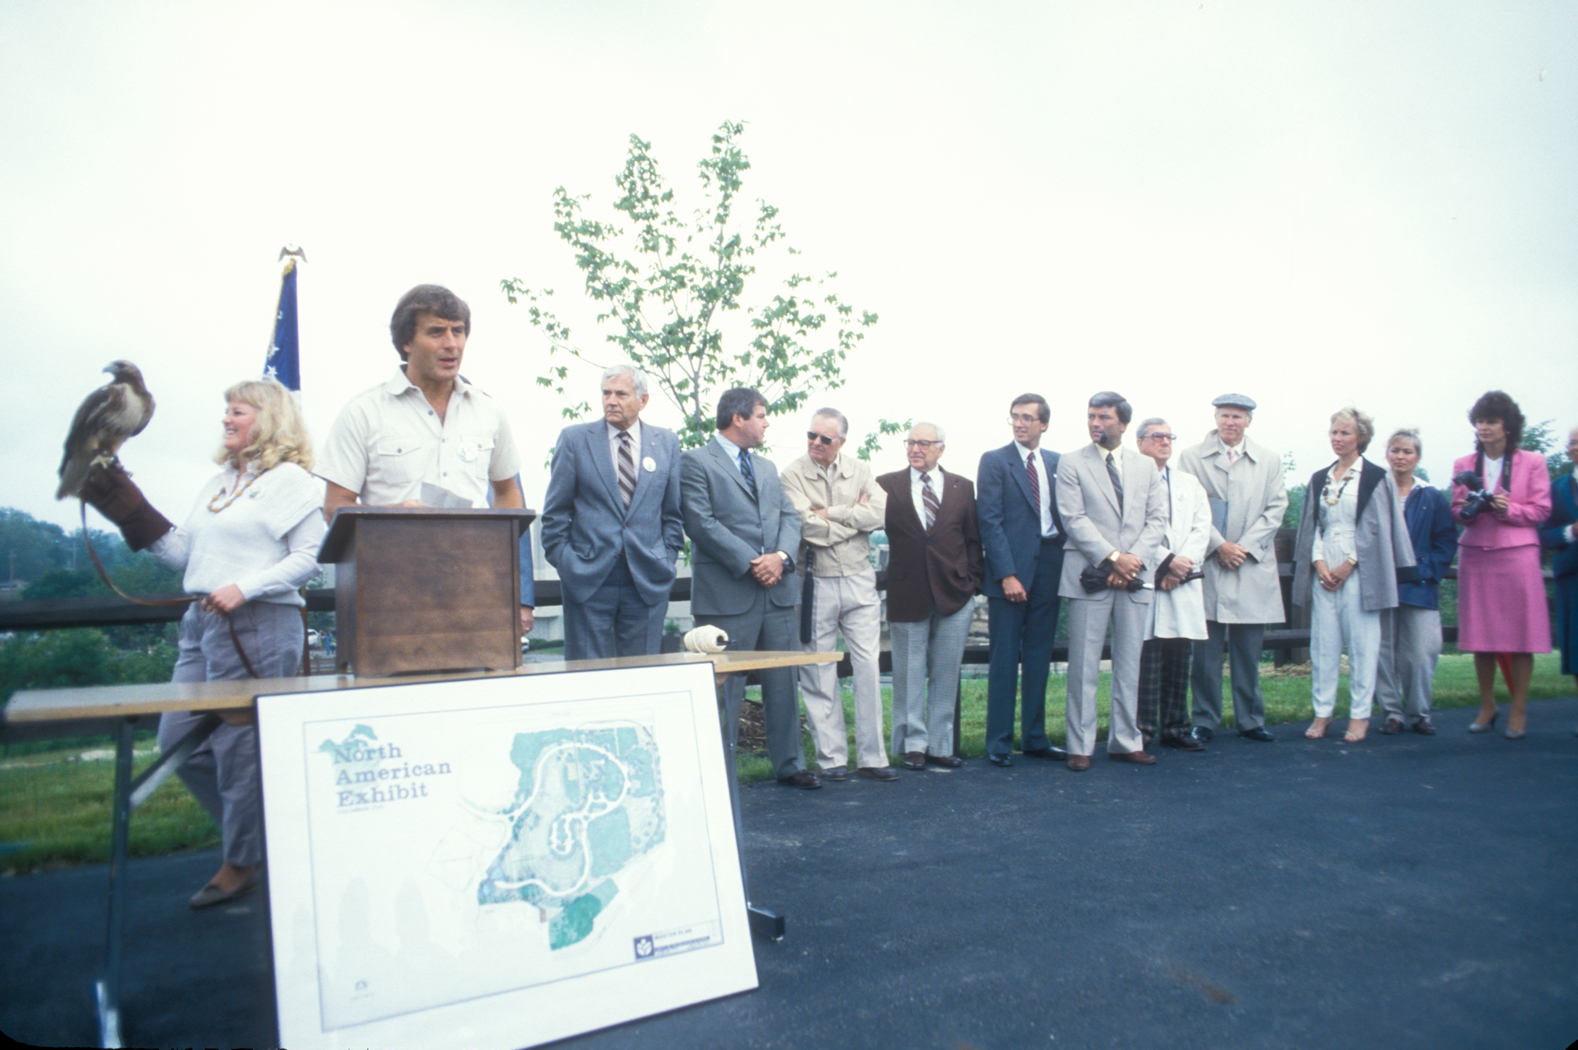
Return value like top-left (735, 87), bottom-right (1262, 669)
top-left (1177, 394), bottom-right (1289, 743)
top-left (782, 408), bottom-right (897, 782)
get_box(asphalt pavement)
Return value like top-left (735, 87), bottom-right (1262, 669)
top-left (3, 697), bottom-right (1576, 1050)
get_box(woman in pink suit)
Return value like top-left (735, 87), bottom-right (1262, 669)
top-left (1452, 391), bottom-right (1552, 738)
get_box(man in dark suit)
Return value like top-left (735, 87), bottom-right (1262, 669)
top-left (681, 388), bottom-right (819, 789)
top-left (539, 364), bottom-right (683, 660)
top-left (879, 422), bottom-right (983, 770)
top-left (977, 393), bottom-right (1067, 766)
top-left (1056, 392), bottom-right (1169, 771)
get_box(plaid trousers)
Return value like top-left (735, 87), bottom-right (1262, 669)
top-left (1137, 637), bottom-right (1193, 736)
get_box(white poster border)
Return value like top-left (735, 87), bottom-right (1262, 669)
top-left (257, 661), bottom-right (757, 1050)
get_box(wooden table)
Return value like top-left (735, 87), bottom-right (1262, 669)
top-left (5, 649), bottom-right (838, 1048)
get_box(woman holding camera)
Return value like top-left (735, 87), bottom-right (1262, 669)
top-left (1452, 391), bottom-right (1551, 738)
top-left (1292, 407), bottom-right (1417, 743)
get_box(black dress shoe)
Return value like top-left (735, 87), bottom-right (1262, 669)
top-left (901, 752), bottom-right (926, 771)
top-left (1021, 746), bottom-right (1070, 761)
top-left (1381, 717), bottom-right (1405, 735)
top-left (1161, 730), bottom-right (1205, 751)
top-left (925, 754), bottom-right (964, 768)
top-left (819, 765), bottom-right (850, 781)
top-left (858, 766), bottom-right (900, 782)
top-left (987, 753), bottom-right (1013, 767)
top-left (1238, 727), bottom-right (1275, 742)
top-left (1190, 726), bottom-right (1214, 743)
top-left (777, 770), bottom-right (823, 789)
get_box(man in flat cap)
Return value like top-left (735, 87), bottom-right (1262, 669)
top-left (1176, 394), bottom-right (1288, 743)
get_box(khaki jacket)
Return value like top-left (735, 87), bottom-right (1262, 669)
top-left (782, 452), bottom-right (886, 577)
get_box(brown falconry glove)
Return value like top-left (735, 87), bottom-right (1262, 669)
top-left (79, 462), bottom-right (175, 551)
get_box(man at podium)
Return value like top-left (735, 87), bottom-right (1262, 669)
top-left (318, 284), bottom-right (534, 631)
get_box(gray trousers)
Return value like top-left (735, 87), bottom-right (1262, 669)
top-left (1190, 620), bottom-right (1267, 731)
top-left (698, 595), bottom-right (806, 780)
top-left (158, 601), bottom-right (303, 868)
top-left (1066, 592), bottom-right (1147, 756)
top-left (1376, 605), bottom-right (1442, 724)
top-left (562, 556), bottom-right (666, 660)
top-left (889, 601), bottom-right (973, 758)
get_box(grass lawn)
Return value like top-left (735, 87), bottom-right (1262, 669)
top-left (1, 653), bottom-right (1569, 874)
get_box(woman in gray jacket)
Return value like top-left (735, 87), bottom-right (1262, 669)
top-left (1292, 407), bottom-right (1418, 742)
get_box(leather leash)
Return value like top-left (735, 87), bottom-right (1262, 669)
top-left (79, 501), bottom-right (263, 679)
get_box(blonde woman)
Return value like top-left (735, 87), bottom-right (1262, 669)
top-left (83, 379), bottom-right (325, 907)
top-left (1292, 408), bottom-right (1417, 743)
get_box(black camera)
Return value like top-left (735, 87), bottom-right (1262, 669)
top-left (1453, 470), bottom-right (1495, 522)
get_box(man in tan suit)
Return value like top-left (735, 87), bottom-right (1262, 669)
top-left (782, 408), bottom-right (896, 783)
top-left (1176, 394), bottom-right (1289, 743)
top-left (1056, 391), bottom-right (1169, 770)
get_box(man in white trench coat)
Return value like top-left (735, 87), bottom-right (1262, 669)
top-left (1134, 418), bottom-right (1213, 750)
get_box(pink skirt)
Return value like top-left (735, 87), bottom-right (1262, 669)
top-left (1456, 543), bottom-right (1551, 653)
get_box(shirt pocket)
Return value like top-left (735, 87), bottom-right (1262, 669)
top-left (375, 441), bottom-right (426, 484)
top-left (457, 433), bottom-right (496, 479)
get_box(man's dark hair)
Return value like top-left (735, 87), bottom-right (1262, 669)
top-left (1010, 393), bottom-right (1050, 425)
top-left (390, 285), bottom-right (471, 359)
top-left (1089, 390), bottom-right (1133, 425)
top-left (1468, 390), bottom-right (1525, 451)
top-left (716, 387), bottom-right (767, 432)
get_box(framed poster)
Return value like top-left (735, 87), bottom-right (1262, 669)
top-left (257, 662), bottom-right (757, 1049)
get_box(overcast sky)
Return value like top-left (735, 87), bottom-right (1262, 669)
top-left (3, 0), bottom-right (1574, 541)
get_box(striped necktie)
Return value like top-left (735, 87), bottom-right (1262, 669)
top-left (617, 430), bottom-right (636, 510)
top-left (738, 448), bottom-right (758, 500)
top-left (1106, 451), bottom-right (1124, 510)
top-left (921, 472), bottom-right (940, 531)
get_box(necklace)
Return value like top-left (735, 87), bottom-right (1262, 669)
top-left (208, 470), bottom-right (258, 512)
top-left (1322, 462), bottom-right (1357, 506)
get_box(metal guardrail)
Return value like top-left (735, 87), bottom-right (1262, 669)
top-left (3, 559), bottom-right (1490, 679)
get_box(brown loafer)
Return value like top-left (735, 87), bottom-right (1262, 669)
top-left (777, 770), bottom-right (823, 789)
top-left (925, 754), bottom-right (964, 768)
top-left (189, 868), bottom-right (262, 910)
top-left (858, 766), bottom-right (900, 781)
top-left (1107, 750), bottom-right (1157, 765)
top-left (901, 751), bottom-right (926, 770)
top-left (1067, 754), bottom-right (1091, 772)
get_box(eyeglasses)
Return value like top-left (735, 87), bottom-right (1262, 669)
top-left (1008, 413), bottom-right (1042, 426)
top-left (1141, 432), bottom-right (1177, 442)
top-left (904, 439), bottom-right (941, 449)
top-left (806, 432), bottom-right (838, 446)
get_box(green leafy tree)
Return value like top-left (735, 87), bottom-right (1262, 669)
top-left (0, 628), bottom-right (177, 707)
top-left (502, 121), bottom-right (900, 453)
top-left (1521, 418), bottom-right (1573, 479)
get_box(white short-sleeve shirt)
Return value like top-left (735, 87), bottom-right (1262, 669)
top-left (316, 368), bottom-right (523, 507)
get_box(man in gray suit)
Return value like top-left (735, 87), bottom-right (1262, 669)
top-left (1176, 394), bottom-right (1289, 743)
top-left (682, 388), bottom-right (819, 789)
top-left (540, 364), bottom-right (683, 660)
top-left (1056, 392), bottom-right (1169, 771)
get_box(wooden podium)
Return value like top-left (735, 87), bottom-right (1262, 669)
top-left (319, 506), bottom-right (536, 677)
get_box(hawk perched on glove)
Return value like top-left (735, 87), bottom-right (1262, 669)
top-left (56, 360), bottom-right (155, 499)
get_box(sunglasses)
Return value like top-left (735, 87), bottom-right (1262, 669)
top-left (806, 432), bottom-right (838, 446)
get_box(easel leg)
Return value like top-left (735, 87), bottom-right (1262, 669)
top-left (97, 717), bottom-right (136, 1048)
top-left (717, 678), bottom-right (785, 941)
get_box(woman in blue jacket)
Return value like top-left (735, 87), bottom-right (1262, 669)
top-left (1375, 428), bottom-right (1457, 735)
